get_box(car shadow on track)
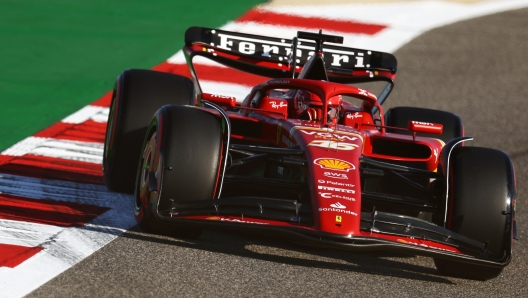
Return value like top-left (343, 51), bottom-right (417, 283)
top-left (122, 225), bottom-right (455, 284)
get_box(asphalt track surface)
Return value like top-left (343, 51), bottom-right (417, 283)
top-left (27, 8), bottom-right (528, 297)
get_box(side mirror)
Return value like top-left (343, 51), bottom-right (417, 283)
top-left (202, 93), bottom-right (236, 108)
top-left (407, 121), bottom-right (443, 140)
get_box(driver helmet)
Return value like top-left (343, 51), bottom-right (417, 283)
top-left (327, 95), bottom-right (343, 123)
top-left (293, 90), bottom-right (342, 123)
top-left (293, 90), bottom-right (322, 121)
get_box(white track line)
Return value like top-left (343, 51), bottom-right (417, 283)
top-left (0, 174), bottom-right (135, 298)
top-left (0, 220), bottom-right (63, 247)
top-left (0, 173), bottom-right (119, 204)
top-left (62, 106), bottom-right (109, 124)
top-left (2, 137), bottom-right (103, 164)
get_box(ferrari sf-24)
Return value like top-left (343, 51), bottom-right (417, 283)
top-left (103, 27), bottom-right (517, 280)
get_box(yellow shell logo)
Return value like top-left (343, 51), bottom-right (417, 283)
top-left (314, 158), bottom-right (355, 172)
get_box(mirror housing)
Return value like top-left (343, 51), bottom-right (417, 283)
top-left (407, 121), bottom-right (443, 141)
top-left (202, 93), bottom-right (237, 108)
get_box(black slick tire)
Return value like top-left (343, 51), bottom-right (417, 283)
top-left (434, 146), bottom-right (515, 280)
top-left (134, 105), bottom-right (223, 238)
top-left (103, 69), bottom-right (193, 193)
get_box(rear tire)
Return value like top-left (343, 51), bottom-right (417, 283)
top-left (134, 105), bottom-right (223, 238)
top-left (434, 146), bottom-right (515, 280)
top-left (103, 69), bottom-right (194, 193)
top-left (385, 107), bottom-right (463, 144)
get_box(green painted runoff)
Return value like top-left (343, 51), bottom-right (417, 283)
top-left (0, 0), bottom-right (265, 150)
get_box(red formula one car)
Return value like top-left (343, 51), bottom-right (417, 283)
top-left (103, 27), bottom-right (517, 280)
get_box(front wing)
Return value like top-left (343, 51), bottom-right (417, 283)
top-left (153, 204), bottom-right (510, 268)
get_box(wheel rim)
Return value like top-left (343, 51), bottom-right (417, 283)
top-left (135, 132), bottom-right (162, 218)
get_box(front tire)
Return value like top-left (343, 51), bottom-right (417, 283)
top-left (103, 69), bottom-right (194, 193)
top-left (434, 146), bottom-right (515, 280)
top-left (134, 105), bottom-right (223, 238)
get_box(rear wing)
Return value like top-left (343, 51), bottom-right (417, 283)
top-left (184, 27), bottom-right (397, 85)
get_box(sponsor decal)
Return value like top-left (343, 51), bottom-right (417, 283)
top-left (288, 122), bottom-right (320, 129)
top-left (331, 54), bottom-right (350, 67)
top-left (300, 130), bottom-right (358, 141)
top-left (220, 218), bottom-right (269, 225)
top-left (318, 192), bottom-right (355, 201)
top-left (317, 185), bottom-right (355, 194)
top-left (336, 216), bottom-right (342, 223)
top-left (346, 112), bottom-right (363, 119)
top-left (330, 202), bottom-right (346, 209)
top-left (290, 126), bottom-right (363, 140)
top-left (206, 217), bottom-right (269, 225)
top-left (317, 179), bottom-right (354, 188)
top-left (358, 88), bottom-right (377, 100)
top-left (213, 33), bottom-right (363, 68)
top-left (396, 239), bottom-right (455, 252)
top-left (318, 207), bottom-right (357, 216)
top-left (411, 121), bottom-right (434, 126)
top-left (308, 140), bottom-right (358, 150)
top-left (323, 171), bottom-right (349, 179)
top-left (314, 158), bottom-right (355, 172)
top-left (408, 121), bottom-right (443, 134)
top-left (209, 94), bottom-right (235, 100)
top-left (270, 101), bottom-right (287, 109)
top-left (358, 88), bottom-right (368, 96)
top-left (268, 79), bottom-right (290, 84)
